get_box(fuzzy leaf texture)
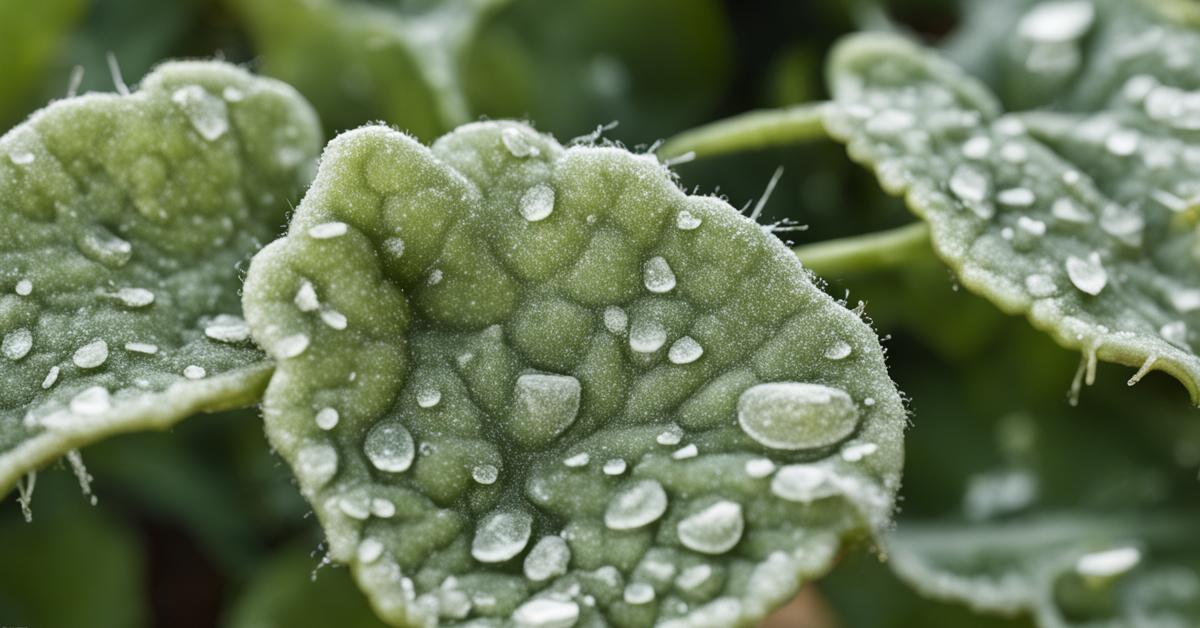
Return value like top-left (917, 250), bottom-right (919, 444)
top-left (0, 61), bottom-right (322, 497)
top-left (242, 121), bottom-right (906, 627)
top-left (824, 15), bottom-right (1200, 404)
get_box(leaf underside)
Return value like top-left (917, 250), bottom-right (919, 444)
top-left (242, 121), bottom-right (906, 627)
top-left (824, 2), bottom-right (1200, 405)
top-left (0, 61), bottom-right (322, 497)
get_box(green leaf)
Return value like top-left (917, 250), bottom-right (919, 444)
top-left (242, 121), bottom-right (906, 626)
top-left (231, 0), bottom-right (508, 140)
top-left (824, 32), bottom-right (1200, 404)
top-left (0, 60), bottom-right (322, 498)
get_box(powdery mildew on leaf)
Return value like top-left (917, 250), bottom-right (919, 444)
top-left (0, 61), bottom-right (322, 497)
top-left (242, 121), bottom-right (906, 627)
top-left (825, 33), bottom-right (1200, 404)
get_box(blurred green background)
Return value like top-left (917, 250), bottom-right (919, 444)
top-left (2, 1), bottom-right (1197, 626)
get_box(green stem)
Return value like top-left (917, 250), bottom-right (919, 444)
top-left (793, 222), bottom-right (932, 276)
top-left (659, 103), bottom-right (828, 161)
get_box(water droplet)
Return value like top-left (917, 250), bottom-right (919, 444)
top-left (472, 509), bottom-right (532, 563)
top-left (1051, 197), bottom-right (1092, 223)
top-left (656, 425), bottom-right (683, 446)
top-left (473, 464), bottom-right (499, 485)
top-left (563, 452), bottom-right (590, 467)
top-left (124, 342), bottom-right (158, 354)
top-left (417, 388), bottom-right (441, 408)
top-left (1025, 274), bottom-right (1057, 298)
top-left (673, 444), bottom-right (699, 460)
top-left (824, 340), bottom-right (852, 361)
top-left (1018, 1), bottom-right (1094, 42)
top-left (14, 280), bottom-right (32, 296)
top-left (961, 136), bottom-right (992, 160)
top-left (171, 85), bottom-right (230, 141)
top-left (512, 598), bottom-right (579, 628)
top-left (364, 421), bottom-right (415, 473)
top-left (1160, 321), bottom-right (1188, 347)
top-left (1170, 289), bottom-right (1200, 313)
top-left (1105, 129), bottom-right (1140, 156)
top-left (357, 538), bottom-right (384, 564)
top-left (676, 565), bottom-right (713, 591)
top-left (1099, 205), bottom-right (1144, 247)
top-left (602, 458), bottom-right (627, 475)
top-left (744, 458), bottom-right (776, 478)
top-left (9, 151), bottom-right (35, 165)
top-left (520, 184), bottom-right (556, 222)
top-left (737, 382), bottom-right (860, 450)
top-left (511, 374), bottom-right (581, 448)
top-left (294, 280), bottom-right (319, 312)
top-left (623, 583), bottom-right (655, 605)
top-left (668, 336), bottom-right (703, 364)
top-left (1000, 142), bottom-right (1028, 163)
top-left (70, 386), bottom-right (111, 415)
top-left (643, 256), bottom-right (676, 293)
top-left (3, 328), bottom-right (32, 360)
top-left (371, 498), bottom-right (395, 518)
top-left (1065, 252), bottom-right (1107, 295)
top-left (222, 86), bottom-right (244, 102)
top-left (77, 226), bottom-right (132, 268)
top-left (841, 442), bottom-right (879, 462)
top-left (205, 315), bottom-right (251, 343)
top-left (524, 535), bottom-right (571, 582)
top-left (677, 501), bottom-right (744, 555)
top-left (41, 366), bottom-right (59, 389)
top-left (500, 128), bottom-right (540, 158)
top-left (315, 407), bottom-right (339, 430)
top-left (339, 495), bottom-right (370, 519)
top-left (73, 339), bottom-right (109, 369)
top-left (320, 309), bottom-right (347, 330)
top-left (603, 306), bottom-right (628, 334)
top-left (605, 479), bottom-right (668, 530)
top-left (308, 222), bottom-right (348, 239)
top-left (1075, 547), bottom-right (1140, 579)
top-left (866, 110), bottom-right (915, 135)
top-left (115, 287), bottom-right (154, 308)
top-left (949, 165), bottom-right (989, 203)
top-left (296, 444), bottom-right (338, 486)
top-left (276, 333), bottom-right (310, 358)
top-left (998, 187), bottom-right (1035, 207)
top-left (677, 210), bottom-right (702, 230)
top-left (629, 318), bottom-right (667, 353)
top-left (183, 365), bottom-right (206, 379)
top-left (771, 464), bottom-right (839, 503)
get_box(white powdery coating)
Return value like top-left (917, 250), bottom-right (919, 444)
top-left (315, 407), bottom-right (339, 430)
top-left (1075, 547), bottom-right (1141, 578)
top-left (512, 598), bottom-right (579, 628)
top-left (472, 510), bottom-right (533, 563)
top-left (524, 535), bottom-right (571, 582)
top-left (116, 287), bottom-right (155, 308)
top-left (1065, 252), bottom-right (1107, 296)
top-left (183, 365), bottom-right (206, 380)
top-left (276, 333), bottom-right (310, 358)
top-left (676, 501), bottom-right (744, 555)
top-left (643, 256), bottom-right (677, 293)
top-left (605, 479), bottom-right (668, 530)
top-left (308, 221), bottom-right (348, 239)
top-left (668, 336), bottom-right (704, 365)
top-left (2, 328), bottom-right (33, 360)
top-left (520, 184), bottom-right (556, 222)
top-left (364, 421), bottom-right (416, 473)
top-left (73, 339), bottom-right (109, 368)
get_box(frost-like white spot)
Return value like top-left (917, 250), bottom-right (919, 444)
top-left (512, 598), bottom-right (579, 628)
top-left (602, 458), bottom-right (627, 475)
top-left (124, 342), bottom-right (158, 354)
top-left (357, 538), bottom-right (384, 564)
top-left (473, 464), bottom-right (499, 485)
top-left (738, 382), bottom-right (859, 450)
top-left (73, 339), bottom-right (109, 368)
top-left (1025, 274), bottom-right (1057, 298)
top-left (183, 365), bottom-right (206, 380)
top-left (677, 209), bottom-right (702, 230)
top-left (9, 151), bottom-right (35, 165)
top-left (294, 280), bottom-right (320, 312)
top-left (171, 85), bottom-right (230, 141)
top-left (1018, 1), bottom-right (1095, 42)
top-left (624, 583), bottom-right (656, 605)
top-left (677, 501), bottom-right (744, 555)
top-left (364, 421), bottom-right (415, 473)
top-left (771, 464), bottom-right (840, 503)
top-left (308, 222), bottom-right (348, 239)
top-left (603, 306), bottom-right (628, 334)
top-left (1065, 252), bottom-right (1107, 296)
top-left (524, 535), bottom-right (571, 582)
top-left (605, 479), bottom-right (668, 530)
top-left (383, 237), bottom-right (405, 258)
top-left (2, 328), bottom-right (32, 360)
top-left (315, 407), bottom-right (339, 430)
top-left (417, 388), bottom-right (442, 408)
top-left (41, 366), bottom-right (60, 389)
top-left (520, 184), bottom-right (556, 222)
top-left (15, 279), bottom-right (32, 296)
top-left (629, 318), bottom-right (667, 353)
top-left (745, 458), bottom-right (776, 478)
top-left (297, 444), bottom-right (338, 486)
top-left (1076, 547), bottom-right (1140, 579)
top-left (427, 269), bottom-right (444, 286)
top-left (472, 509), bottom-right (532, 563)
top-left (643, 256), bottom-right (677, 293)
top-left (824, 340), bottom-right (852, 361)
top-left (276, 333), bottom-right (310, 358)
top-left (668, 336), bottom-right (704, 364)
top-left (116, 287), bottom-right (154, 308)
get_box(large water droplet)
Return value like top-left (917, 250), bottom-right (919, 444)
top-left (363, 421), bottom-right (415, 473)
top-left (77, 226), bottom-right (132, 268)
top-left (315, 407), bottom-right (339, 430)
top-left (73, 339), bottom-right (109, 369)
top-left (472, 509), bottom-right (533, 563)
top-left (171, 85), bottom-right (230, 141)
top-left (605, 479), bottom-right (668, 530)
top-left (512, 598), bottom-right (579, 628)
top-left (520, 184), bottom-right (556, 222)
top-left (771, 464), bottom-right (840, 503)
top-left (510, 373), bottom-right (581, 448)
top-left (524, 535), bottom-right (571, 582)
top-left (737, 382), bottom-right (860, 450)
top-left (2, 328), bottom-right (32, 361)
top-left (643, 256), bottom-right (676, 293)
top-left (501, 128), bottom-right (540, 158)
top-left (1065, 252), bottom-right (1107, 296)
top-left (676, 500), bottom-right (744, 555)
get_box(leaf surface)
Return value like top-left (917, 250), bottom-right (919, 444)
top-left (0, 61), bottom-right (322, 497)
top-left (825, 31), bottom-right (1200, 403)
top-left (242, 121), bottom-right (906, 627)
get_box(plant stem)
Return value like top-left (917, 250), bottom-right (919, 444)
top-left (659, 103), bottom-right (828, 161)
top-left (793, 222), bottom-right (932, 276)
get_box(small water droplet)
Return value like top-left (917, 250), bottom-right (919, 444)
top-left (677, 210), bottom-right (702, 230)
top-left (623, 583), bottom-right (655, 605)
top-left (676, 565), bottom-right (713, 591)
top-left (308, 222), bottom-right (348, 239)
top-left (315, 407), bottom-right (339, 430)
top-left (677, 501), bottom-right (744, 555)
top-left (14, 279), bottom-right (32, 296)
top-left (605, 479), bottom-right (668, 530)
top-left (1105, 129), bottom-right (1140, 156)
top-left (823, 340), bottom-right (852, 361)
top-left (320, 309), bottom-right (347, 330)
top-left (841, 442), bottom-right (879, 462)
top-left (643, 256), bottom-right (676, 293)
top-left (1075, 547), bottom-right (1140, 579)
top-left (998, 187), bottom-right (1036, 207)
top-left (115, 287), bottom-right (154, 308)
top-left (205, 315), bottom-right (250, 343)
top-left (357, 538), bottom-right (384, 563)
top-left (472, 509), bottom-right (532, 563)
top-left (949, 165), bottom-right (989, 203)
top-left (9, 151), bottom-right (35, 165)
top-left (1018, 1), bottom-right (1095, 42)
top-left (656, 425), bottom-right (683, 446)
top-left (629, 318), bottom-right (667, 353)
top-left (602, 458), bottom-right (627, 475)
top-left (672, 443), bottom-right (698, 460)
top-left (41, 366), bottom-right (60, 389)
top-left (520, 184), bottom-right (556, 222)
top-left (124, 342), bottom-right (158, 354)
top-left (563, 452), bottom-right (590, 467)
top-left (73, 339), bottom-right (109, 368)
top-left (417, 388), bottom-right (442, 408)
top-left (2, 328), bottom-right (32, 360)
top-left (222, 86), bottom-right (244, 102)
top-left (738, 382), bottom-right (860, 450)
top-left (1160, 321), bottom-right (1189, 347)
top-left (512, 598), bottom-right (579, 628)
top-left (524, 535), bottom-right (571, 582)
top-left (668, 336), bottom-right (703, 364)
top-left (1170, 289), bottom-right (1200, 313)
top-left (294, 280), bottom-right (320, 311)
top-left (1051, 197), bottom-right (1092, 223)
top-left (500, 128), bottom-right (540, 158)
top-left (744, 458), bottom-right (776, 478)
top-left (183, 365), bottom-right (206, 379)
top-left (1065, 252), bottom-right (1107, 295)
top-left (364, 421), bottom-right (415, 473)
top-left (276, 333), bottom-right (310, 358)
top-left (473, 464), bottom-right (499, 485)
top-left (1025, 274), bottom-right (1058, 298)
top-left (370, 498), bottom-right (395, 518)
top-left (961, 136), bottom-right (992, 160)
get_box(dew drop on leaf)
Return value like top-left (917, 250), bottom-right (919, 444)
top-left (643, 256), bottom-right (677, 293)
top-left (471, 509), bottom-right (533, 563)
top-left (2, 328), bottom-right (32, 361)
top-left (519, 184), bottom-right (555, 222)
top-left (677, 500), bottom-right (744, 555)
top-left (524, 535), bottom-right (571, 582)
top-left (668, 336), bottom-right (704, 364)
top-left (72, 339), bottom-right (109, 369)
top-left (604, 478), bottom-right (668, 530)
top-left (511, 598), bottom-right (579, 628)
top-left (1065, 252), bottom-right (1107, 296)
top-left (363, 421), bottom-right (415, 473)
top-left (737, 382), bottom-right (860, 450)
